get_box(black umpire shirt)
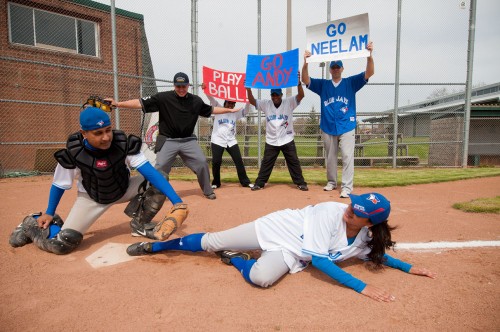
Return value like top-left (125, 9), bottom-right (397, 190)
top-left (140, 91), bottom-right (213, 138)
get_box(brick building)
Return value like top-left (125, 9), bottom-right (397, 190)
top-left (0, 0), bottom-right (154, 173)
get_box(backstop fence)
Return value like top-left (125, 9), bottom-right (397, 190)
top-left (1, 0), bottom-right (498, 177)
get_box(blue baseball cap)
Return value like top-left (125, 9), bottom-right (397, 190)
top-left (270, 88), bottom-right (283, 95)
top-left (80, 107), bottom-right (111, 131)
top-left (330, 60), bottom-right (343, 68)
top-left (349, 192), bottom-right (391, 225)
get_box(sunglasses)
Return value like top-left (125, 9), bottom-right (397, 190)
top-left (82, 96), bottom-right (114, 113)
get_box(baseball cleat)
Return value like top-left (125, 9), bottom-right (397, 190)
top-left (126, 242), bottom-right (153, 256)
top-left (297, 184), bottom-right (309, 191)
top-left (217, 251), bottom-right (251, 265)
top-left (323, 183), bottom-right (337, 191)
top-left (340, 190), bottom-right (350, 198)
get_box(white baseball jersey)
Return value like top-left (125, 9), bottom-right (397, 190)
top-left (256, 96), bottom-right (299, 146)
top-left (52, 151), bottom-right (148, 193)
top-left (255, 202), bottom-right (372, 273)
top-left (207, 95), bottom-right (250, 148)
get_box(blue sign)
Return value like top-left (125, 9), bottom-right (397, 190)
top-left (245, 48), bottom-right (299, 89)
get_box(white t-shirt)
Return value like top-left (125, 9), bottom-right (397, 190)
top-left (52, 151), bottom-right (148, 193)
top-left (256, 96), bottom-right (299, 146)
top-left (255, 202), bottom-right (372, 273)
top-left (207, 96), bottom-right (250, 148)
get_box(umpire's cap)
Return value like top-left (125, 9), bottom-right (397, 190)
top-left (173, 72), bottom-right (190, 86)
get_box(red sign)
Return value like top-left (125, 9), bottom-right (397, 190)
top-left (202, 66), bottom-right (247, 103)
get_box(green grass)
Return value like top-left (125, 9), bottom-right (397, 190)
top-left (209, 136), bottom-right (432, 159)
top-left (170, 167), bottom-right (500, 187)
top-left (452, 196), bottom-right (500, 214)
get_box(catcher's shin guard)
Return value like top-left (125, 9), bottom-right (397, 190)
top-left (153, 203), bottom-right (189, 241)
top-left (10, 213), bottom-right (63, 248)
top-left (22, 218), bottom-right (81, 255)
top-left (125, 181), bottom-right (166, 236)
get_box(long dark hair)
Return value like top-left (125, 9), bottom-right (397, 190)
top-left (366, 221), bottom-right (397, 270)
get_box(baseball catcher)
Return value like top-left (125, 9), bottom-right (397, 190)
top-left (8, 101), bottom-right (187, 254)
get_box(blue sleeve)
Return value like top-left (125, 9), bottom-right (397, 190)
top-left (350, 72), bottom-right (368, 93)
top-left (311, 255), bottom-right (367, 293)
top-left (383, 254), bottom-right (412, 273)
top-left (307, 78), bottom-right (323, 95)
top-left (45, 184), bottom-right (65, 216)
top-left (137, 162), bottom-right (182, 205)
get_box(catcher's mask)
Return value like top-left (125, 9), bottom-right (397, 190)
top-left (82, 96), bottom-right (114, 113)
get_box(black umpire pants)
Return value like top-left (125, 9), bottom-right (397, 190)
top-left (211, 143), bottom-right (251, 187)
top-left (254, 140), bottom-right (306, 188)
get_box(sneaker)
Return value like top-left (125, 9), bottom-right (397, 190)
top-left (340, 190), bottom-right (350, 198)
top-left (217, 250), bottom-right (251, 265)
top-left (130, 218), bottom-right (157, 239)
top-left (211, 184), bottom-right (219, 189)
top-left (297, 184), bottom-right (309, 191)
top-left (323, 183), bottom-right (337, 191)
top-left (248, 184), bottom-right (255, 189)
top-left (205, 192), bottom-right (217, 200)
top-left (126, 241), bottom-right (153, 256)
top-left (251, 184), bottom-right (263, 191)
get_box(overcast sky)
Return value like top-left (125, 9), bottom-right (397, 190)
top-left (95, 0), bottom-right (499, 113)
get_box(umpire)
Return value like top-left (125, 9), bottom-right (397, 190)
top-left (107, 72), bottom-right (239, 200)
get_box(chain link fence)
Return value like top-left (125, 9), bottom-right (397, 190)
top-left (1, 0), bottom-right (498, 177)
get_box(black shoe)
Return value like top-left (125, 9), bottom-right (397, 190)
top-left (130, 218), bottom-right (157, 239)
top-left (251, 184), bottom-right (263, 191)
top-left (297, 184), bottom-right (309, 191)
top-left (217, 250), bottom-right (251, 265)
top-left (127, 242), bottom-right (153, 256)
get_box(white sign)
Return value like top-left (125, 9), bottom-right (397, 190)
top-left (306, 13), bottom-right (370, 63)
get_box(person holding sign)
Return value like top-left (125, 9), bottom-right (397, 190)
top-left (246, 73), bottom-right (308, 192)
top-left (302, 42), bottom-right (374, 198)
top-left (106, 72), bottom-right (239, 200)
top-left (200, 83), bottom-right (253, 189)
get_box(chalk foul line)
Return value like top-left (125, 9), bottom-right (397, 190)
top-left (395, 240), bottom-right (500, 250)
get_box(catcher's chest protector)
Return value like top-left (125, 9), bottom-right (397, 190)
top-left (55, 131), bottom-right (139, 204)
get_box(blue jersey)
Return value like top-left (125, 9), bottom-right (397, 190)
top-left (307, 72), bottom-right (367, 136)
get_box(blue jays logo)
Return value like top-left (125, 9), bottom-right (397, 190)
top-left (97, 120), bottom-right (105, 127)
top-left (367, 194), bottom-right (380, 204)
top-left (281, 121), bottom-right (289, 128)
top-left (340, 106), bottom-right (348, 114)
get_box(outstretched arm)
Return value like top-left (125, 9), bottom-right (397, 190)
top-left (365, 41), bottom-right (374, 80)
top-left (302, 50), bottom-right (312, 86)
top-left (212, 106), bottom-right (241, 114)
top-left (200, 83), bottom-right (220, 107)
top-left (136, 162), bottom-right (182, 205)
top-left (296, 71), bottom-right (305, 103)
top-left (246, 88), bottom-right (257, 107)
top-left (383, 253), bottom-right (437, 279)
top-left (311, 255), bottom-right (395, 302)
top-left (104, 98), bottom-right (142, 109)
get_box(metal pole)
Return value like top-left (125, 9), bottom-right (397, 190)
top-left (257, 0), bottom-right (262, 168)
top-left (325, 0), bottom-right (331, 80)
top-left (392, 0), bottom-right (402, 168)
top-left (191, 0), bottom-right (199, 136)
top-left (462, 0), bottom-right (476, 167)
top-left (286, 0), bottom-right (292, 98)
top-left (110, 0), bottom-right (120, 129)
top-left (191, 0), bottom-right (198, 95)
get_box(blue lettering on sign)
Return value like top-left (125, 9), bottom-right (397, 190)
top-left (325, 22), bottom-right (346, 37)
top-left (311, 34), bottom-right (368, 55)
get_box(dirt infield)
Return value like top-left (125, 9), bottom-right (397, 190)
top-left (1, 175), bottom-right (499, 331)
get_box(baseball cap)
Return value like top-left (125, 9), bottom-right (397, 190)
top-left (80, 107), bottom-right (111, 131)
top-left (173, 72), bottom-right (190, 86)
top-left (270, 88), bottom-right (283, 95)
top-left (330, 60), bottom-right (343, 68)
top-left (349, 192), bottom-right (391, 225)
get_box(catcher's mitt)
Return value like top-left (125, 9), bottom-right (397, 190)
top-left (153, 203), bottom-right (189, 241)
